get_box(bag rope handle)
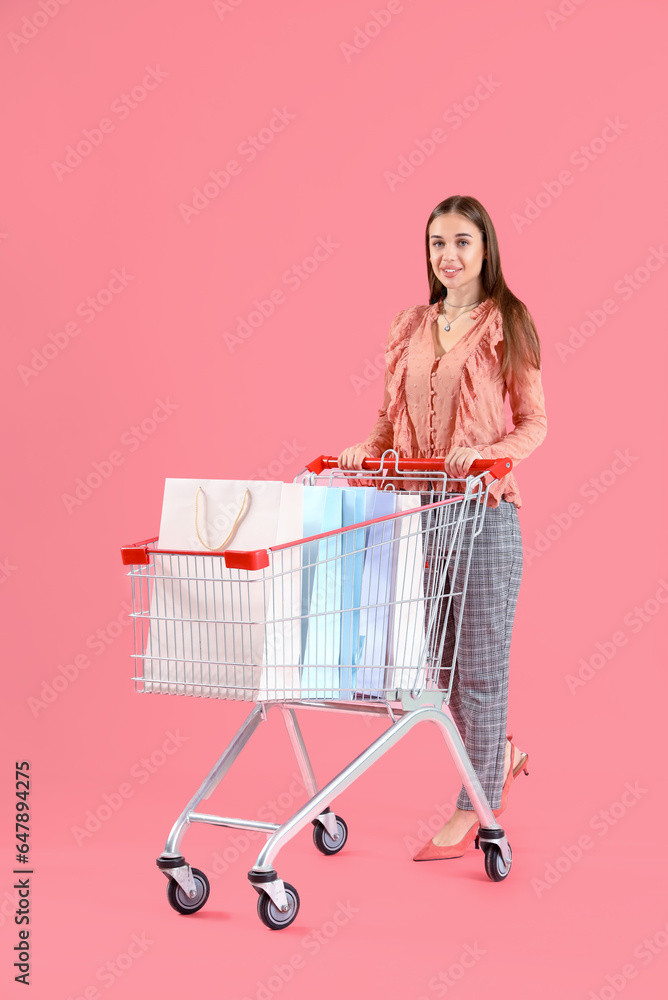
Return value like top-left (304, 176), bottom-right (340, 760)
top-left (194, 486), bottom-right (250, 551)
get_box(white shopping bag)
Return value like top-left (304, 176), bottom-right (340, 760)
top-left (143, 479), bottom-right (301, 701)
top-left (386, 494), bottom-right (426, 693)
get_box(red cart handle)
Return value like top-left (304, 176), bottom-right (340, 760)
top-left (120, 537), bottom-right (270, 569)
top-left (306, 455), bottom-right (513, 481)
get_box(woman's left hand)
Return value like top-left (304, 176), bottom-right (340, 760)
top-left (443, 447), bottom-right (483, 479)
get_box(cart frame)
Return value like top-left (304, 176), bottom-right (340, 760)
top-left (120, 451), bottom-right (515, 928)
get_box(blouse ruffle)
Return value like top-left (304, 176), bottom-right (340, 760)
top-left (361, 298), bottom-right (546, 505)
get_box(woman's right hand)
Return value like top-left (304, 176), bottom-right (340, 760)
top-left (337, 444), bottom-right (377, 470)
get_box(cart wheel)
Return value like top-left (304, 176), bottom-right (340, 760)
top-left (313, 815), bottom-right (348, 856)
top-left (257, 882), bottom-right (300, 930)
top-left (483, 843), bottom-right (512, 882)
top-left (166, 868), bottom-right (210, 914)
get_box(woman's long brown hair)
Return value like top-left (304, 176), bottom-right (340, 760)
top-left (425, 195), bottom-right (541, 382)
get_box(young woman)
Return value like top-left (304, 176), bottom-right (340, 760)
top-left (338, 195), bottom-right (547, 861)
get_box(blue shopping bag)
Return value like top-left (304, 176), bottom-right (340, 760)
top-left (301, 488), bottom-right (343, 697)
top-left (355, 489), bottom-right (397, 697)
top-left (338, 488), bottom-right (369, 697)
top-left (300, 486), bottom-right (328, 662)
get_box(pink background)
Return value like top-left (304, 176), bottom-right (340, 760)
top-left (2, 0), bottom-right (667, 996)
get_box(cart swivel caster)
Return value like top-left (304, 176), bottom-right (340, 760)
top-left (166, 867), bottom-right (210, 913)
top-left (312, 812), bottom-right (348, 856)
top-left (249, 870), bottom-right (300, 930)
top-left (158, 855), bottom-right (210, 914)
top-left (476, 827), bottom-right (513, 882)
top-left (257, 881), bottom-right (300, 929)
top-left (482, 842), bottom-right (512, 881)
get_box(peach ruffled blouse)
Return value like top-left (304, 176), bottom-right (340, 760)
top-left (363, 298), bottom-right (547, 506)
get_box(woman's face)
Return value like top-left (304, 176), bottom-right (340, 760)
top-left (428, 213), bottom-right (486, 293)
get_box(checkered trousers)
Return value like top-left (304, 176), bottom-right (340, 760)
top-left (420, 493), bottom-right (524, 811)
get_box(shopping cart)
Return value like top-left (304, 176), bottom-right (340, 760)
top-left (120, 451), bottom-right (515, 929)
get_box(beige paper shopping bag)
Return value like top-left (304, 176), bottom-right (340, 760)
top-left (158, 478), bottom-right (285, 553)
top-left (142, 480), bottom-right (301, 701)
